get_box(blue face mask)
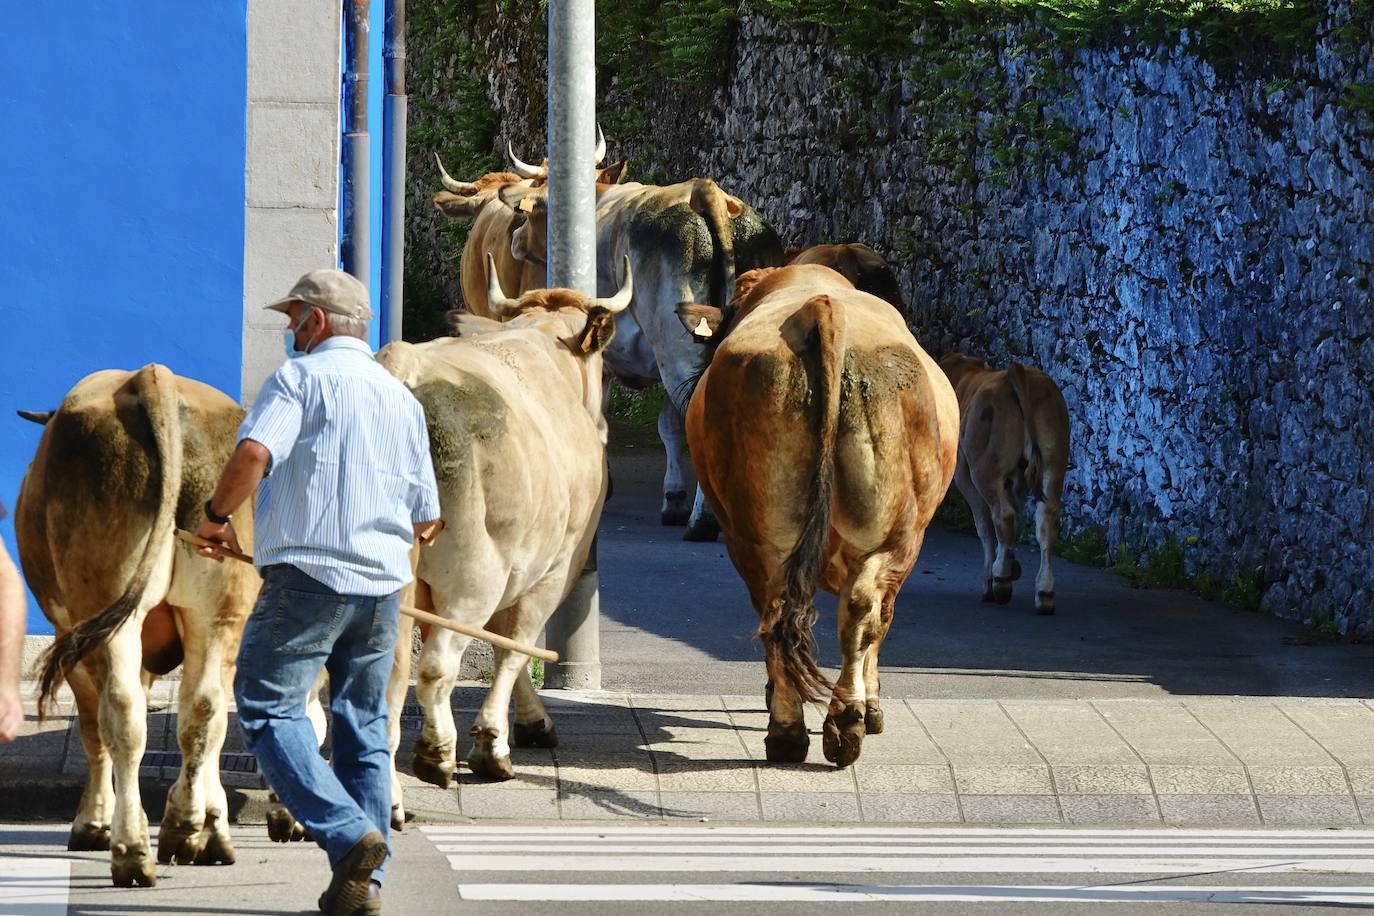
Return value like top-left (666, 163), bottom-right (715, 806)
top-left (283, 316), bottom-right (320, 359)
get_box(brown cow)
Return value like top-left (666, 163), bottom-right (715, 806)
top-left (679, 265), bottom-right (958, 768)
top-left (432, 139), bottom-right (627, 316)
top-left (938, 353), bottom-right (1070, 614)
top-left (787, 243), bottom-right (904, 310)
top-left (15, 365), bottom-right (260, 886)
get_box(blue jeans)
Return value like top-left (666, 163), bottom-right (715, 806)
top-left (234, 564), bottom-right (399, 883)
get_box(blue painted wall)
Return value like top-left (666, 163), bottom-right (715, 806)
top-left (0, 3), bottom-right (250, 634)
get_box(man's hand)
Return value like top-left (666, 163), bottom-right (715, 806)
top-left (194, 519), bottom-right (242, 563)
top-left (0, 683), bottom-right (23, 743)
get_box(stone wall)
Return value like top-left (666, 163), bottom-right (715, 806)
top-left (408, 4), bottom-right (1374, 635)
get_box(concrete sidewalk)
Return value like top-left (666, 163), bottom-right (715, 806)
top-left (5, 683), bottom-right (1373, 828)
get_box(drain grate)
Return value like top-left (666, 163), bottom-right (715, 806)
top-left (141, 751), bottom-right (259, 773)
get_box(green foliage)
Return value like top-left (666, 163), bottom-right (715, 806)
top-left (405, 1), bottom-right (502, 342)
top-left (933, 487), bottom-right (978, 535)
top-left (1222, 566), bottom-right (1265, 610)
top-left (1054, 527), bottom-right (1109, 566)
top-left (606, 380), bottom-right (668, 450)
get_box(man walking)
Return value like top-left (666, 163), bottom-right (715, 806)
top-left (195, 269), bottom-right (439, 916)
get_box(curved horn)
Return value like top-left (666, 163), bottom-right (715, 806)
top-left (507, 141), bottom-right (545, 179)
top-left (594, 123), bottom-right (606, 165)
top-left (434, 153), bottom-right (478, 194)
top-left (486, 252), bottom-right (517, 316)
top-left (592, 256), bottom-right (634, 314)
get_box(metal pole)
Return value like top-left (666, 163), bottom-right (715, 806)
top-left (381, 0), bottom-right (406, 344)
top-left (341, 0), bottom-right (371, 284)
top-left (544, 0), bottom-right (601, 690)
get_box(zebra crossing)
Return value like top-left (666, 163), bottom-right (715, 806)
top-left (0, 857), bottom-right (69, 915)
top-left (423, 825), bottom-right (1374, 905)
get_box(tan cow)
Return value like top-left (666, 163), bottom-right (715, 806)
top-left (432, 137), bottom-right (626, 316)
top-left (787, 243), bottom-right (904, 309)
top-left (938, 354), bottom-right (1071, 614)
top-left (15, 365), bottom-right (260, 886)
top-left (678, 265), bottom-right (958, 768)
top-left (375, 256), bottom-right (631, 807)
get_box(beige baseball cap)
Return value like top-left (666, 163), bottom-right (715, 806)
top-left (265, 269), bottom-right (373, 321)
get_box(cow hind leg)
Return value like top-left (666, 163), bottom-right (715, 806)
top-left (159, 605), bottom-right (235, 867)
top-left (658, 401), bottom-right (692, 526)
top-left (762, 639), bottom-right (809, 763)
top-left (412, 627), bottom-right (470, 788)
top-left (862, 603), bottom-right (896, 736)
top-left (387, 610), bottom-right (417, 830)
top-left (1034, 493), bottom-right (1061, 615)
top-left (100, 623), bottom-right (156, 887)
top-left (266, 669), bottom-right (327, 842)
top-left (470, 586), bottom-right (562, 778)
top-left (67, 660), bottom-right (115, 852)
top-left (973, 470), bottom-right (1019, 605)
top-left (683, 487), bottom-right (721, 542)
top-left (823, 559), bottom-right (893, 768)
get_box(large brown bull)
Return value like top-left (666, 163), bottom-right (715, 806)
top-left (15, 365), bottom-right (260, 886)
top-left (938, 353), bottom-right (1070, 614)
top-left (679, 265), bottom-right (958, 768)
top-left (432, 135), bottom-right (626, 315)
top-left (786, 243), bottom-right (904, 309)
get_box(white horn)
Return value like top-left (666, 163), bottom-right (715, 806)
top-left (592, 256), bottom-right (633, 314)
top-left (594, 123), bottom-right (606, 165)
top-left (507, 141), bottom-right (545, 179)
top-left (486, 252), bottom-right (517, 316)
top-left (434, 153), bottom-right (477, 194)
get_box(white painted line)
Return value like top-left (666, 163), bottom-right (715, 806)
top-left (436, 842), bottom-right (1374, 857)
top-left (446, 854), bottom-right (1374, 873)
top-left (0, 857), bottom-right (70, 915)
top-left (422, 825), bottom-right (1374, 839)
top-left (456, 883), bottom-right (1374, 904)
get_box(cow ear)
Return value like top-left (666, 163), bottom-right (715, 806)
top-left (572, 308), bottom-right (616, 356)
top-left (598, 160), bottom-right (628, 185)
top-left (723, 195), bottom-right (744, 218)
top-left (676, 303), bottom-right (723, 342)
top-left (433, 191), bottom-right (482, 218)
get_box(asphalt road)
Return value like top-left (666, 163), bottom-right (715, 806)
top-left (597, 446), bottom-right (1374, 700)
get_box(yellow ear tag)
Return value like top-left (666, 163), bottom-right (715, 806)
top-left (517, 197), bottom-right (534, 214)
top-left (693, 318), bottom-right (714, 338)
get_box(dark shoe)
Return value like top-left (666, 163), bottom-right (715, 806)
top-left (318, 832), bottom-right (387, 916)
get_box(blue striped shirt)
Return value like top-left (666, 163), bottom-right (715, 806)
top-left (238, 336), bottom-right (441, 596)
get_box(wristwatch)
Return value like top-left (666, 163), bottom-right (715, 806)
top-left (204, 500), bottom-right (232, 525)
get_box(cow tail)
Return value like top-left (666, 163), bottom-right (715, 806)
top-left (1006, 362), bottom-right (1044, 503)
top-left (689, 179), bottom-right (737, 310)
top-left (38, 364), bottom-right (183, 718)
top-left (763, 294), bottom-right (844, 706)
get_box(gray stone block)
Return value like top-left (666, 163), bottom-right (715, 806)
top-left (1059, 794), bottom-right (1161, 824)
top-left (1257, 795), bottom-right (1361, 826)
top-left (759, 791), bottom-right (863, 822)
top-left (557, 789), bottom-right (661, 819)
top-left (458, 786), bottom-right (555, 820)
top-left (959, 795), bottom-right (1061, 824)
top-left (858, 793), bottom-right (962, 824)
top-left (1157, 794), bottom-right (1261, 825)
top-left (659, 791), bottom-right (762, 820)
top-left (246, 104), bottom-right (340, 209)
top-left (248, 0), bottom-right (342, 103)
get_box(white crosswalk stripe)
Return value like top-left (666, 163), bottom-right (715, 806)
top-left (422, 825), bottom-right (1374, 905)
top-left (0, 858), bottom-right (70, 915)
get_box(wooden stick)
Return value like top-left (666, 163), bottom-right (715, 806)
top-left (173, 529), bottom-right (558, 663)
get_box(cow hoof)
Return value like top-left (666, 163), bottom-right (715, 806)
top-left (513, 719), bottom-right (559, 749)
top-left (991, 577), bottom-right (1014, 605)
top-left (412, 753), bottom-right (456, 789)
top-left (764, 732), bottom-right (809, 764)
top-left (391, 804), bottom-right (406, 833)
top-left (763, 680), bottom-right (774, 711)
top-left (412, 737), bottom-right (457, 789)
top-left (660, 508), bottom-right (690, 526)
top-left (157, 819), bottom-right (206, 865)
top-left (111, 843), bottom-right (156, 888)
top-left (1036, 591), bottom-right (1056, 616)
top-left (864, 703), bottom-right (885, 735)
top-left (193, 816), bottom-right (236, 866)
top-left (981, 586), bottom-right (996, 603)
top-left (265, 807), bottom-right (308, 842)
top-left (68, 822), bottom-right (111, 852)
top-left (468, 746), bottom-right (516, 780)
top-left (683, 520), bottom-right (720, 542)
top-left (822, 707), bottom-right (866, 769)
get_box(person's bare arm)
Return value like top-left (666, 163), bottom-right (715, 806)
top-left (193, 439), bottom-right (272, 561)
top-left (0, 541), bottom-right (27, 743)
